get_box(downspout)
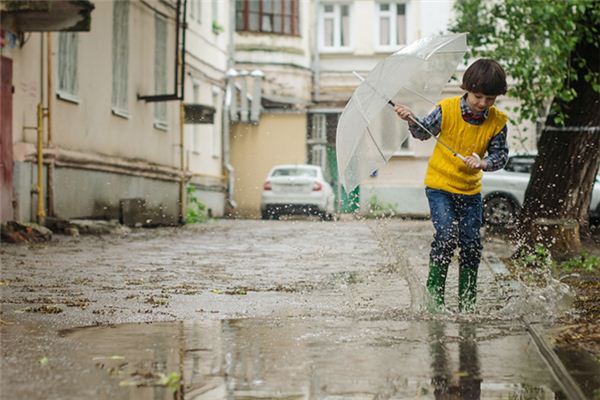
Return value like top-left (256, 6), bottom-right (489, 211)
top-left (179, 1), bottom-right (188, 223)
top-left (223, 0), bottom-right (237, 210)
top-left (179, 101), bottom-right (186, 223)
top-left (36, 33), bottom-right (46, 224)
top-left (312, 0), bottom-right (321, 101)
top-left (36, 103), bottom-right (45, 225)
top-left (46, 32), bottom-right (54, 217)
top-left (223, 69), bottom-right (237, 210)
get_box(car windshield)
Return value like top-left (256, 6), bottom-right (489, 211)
top-left (271, 167), bottom-right (317, 178)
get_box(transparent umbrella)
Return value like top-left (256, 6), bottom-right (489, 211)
top-left (336, 33), bottom-right (468, 192)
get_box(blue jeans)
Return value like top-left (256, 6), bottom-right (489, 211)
top-left (425, 188), bottom-right (483, 269)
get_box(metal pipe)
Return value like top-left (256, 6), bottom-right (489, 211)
top-left (222, 0), bottom-right (237, 211)
top-left (223, 69), bottom-right (238, 210)
top-left (36, 103), bottom-right (46, 224)
top-left (179, 101), bottom-right (186, 223)
top-left (46, 32), bottom-right (54, 217)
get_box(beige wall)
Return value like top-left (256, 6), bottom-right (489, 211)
top-left (230, 113), bottom-right (307, 217)
top-left (3, 1), bottom-right (192, 222)
top-left (7, 1), bottom-right (181, 167)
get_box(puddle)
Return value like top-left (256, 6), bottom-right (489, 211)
top-left (62, 317), bottom-right (568, 399)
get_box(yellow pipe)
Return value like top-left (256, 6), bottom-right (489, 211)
top-left (36, 103), bottom-right (46, 224)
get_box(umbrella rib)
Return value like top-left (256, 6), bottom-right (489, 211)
top-left (344, 94), bottom-right (388, 173)
top-left (401, 86), bottom-right (437, 106)
top-left (366, 125), bottom-right (387, 162)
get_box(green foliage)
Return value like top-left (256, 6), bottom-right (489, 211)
top-left (185, 185), bottom-right (209, 224)
top-left (512, 244), bottom-right (554, 287)
top-left (366, 195), bottom-right (398, 218)
top-left (555, 251), bottom-right (600, 273)
top-left (212, 21), bottom-right (224, 34)
top-left (514, 244), bottom-right (600, 276)
top-left (514, 244), bottom-right (552, 270)
top-left (451, 0), bottom-right (600, 125)
top-left (159, 372), bottom-right (181, 393)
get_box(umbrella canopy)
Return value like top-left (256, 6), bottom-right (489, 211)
top-left (336, 33), bottom-right (468, 192)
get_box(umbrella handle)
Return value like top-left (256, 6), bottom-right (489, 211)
top-left (471, 152), bottom-right (481, 168)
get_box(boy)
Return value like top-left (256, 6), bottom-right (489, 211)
top-left (394, 59), bottom-right (509, 312)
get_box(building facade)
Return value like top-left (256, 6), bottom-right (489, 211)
top-left (308, 0), bottom-right (536, 216)
top-left (1, 0), bottom-right (231, 225)
top-left (1, 0), bottom-right (538, 224)
top-left (228, 0), bottom-right (312, 218)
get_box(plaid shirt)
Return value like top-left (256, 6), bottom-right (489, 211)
top-left (408, 94), bottom-right (509, 171)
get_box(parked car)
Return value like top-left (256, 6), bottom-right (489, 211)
top-left (481, 154), bottom-right (600, 226)
top-left (260, 164), bottom-right (335, 220)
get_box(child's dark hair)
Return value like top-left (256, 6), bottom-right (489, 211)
top-left (460, 59), bottom-right (507, 96)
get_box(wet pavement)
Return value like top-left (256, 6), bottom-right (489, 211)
top-left (0, 219), bottom-right (595, 399)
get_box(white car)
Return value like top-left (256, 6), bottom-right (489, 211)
top-left (260, 164), bottom-right (335, 220)
top-left (481, 154), bottom-right (600, 226)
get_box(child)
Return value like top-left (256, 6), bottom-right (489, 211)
top-left (394, 59), bottom-right (509, 312)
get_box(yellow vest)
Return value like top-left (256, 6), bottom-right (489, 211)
top-left (424, 96), bottom-right (508, 195)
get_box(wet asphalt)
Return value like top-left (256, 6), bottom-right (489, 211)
top-left (0, 219), bottom-right (593, 399)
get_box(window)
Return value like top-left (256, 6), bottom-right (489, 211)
top-left (212, 0), bottom-right (218, 24)
top-left (320, 3), bottom-right (350, 50)
top-left (57, 32), bottom-right (79, 100)
top-left (236, 0), bottom-right (300, 35)
top-left (112, 0), bottom-right (129, 116)
top-left (192, 82), bottom-right (200, 152)
top-left (271, 167), bottom-right (317, 178)
top-left (376, 2), bottom-right (406, 48)
top-left (212, 88), bottom-right (220, 157)
top-left (154, 15), bottom-right (168, 129)
top-left (190, 0), bottom-right (201, 24)
top-left (309, 114), bottom-right (327, 170)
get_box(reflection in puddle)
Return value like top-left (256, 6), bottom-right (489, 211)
top-left (64, 318), bottom-right (563, 399)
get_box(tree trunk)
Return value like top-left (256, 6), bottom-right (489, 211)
top-left (518, 20), bottom-right (600, 260)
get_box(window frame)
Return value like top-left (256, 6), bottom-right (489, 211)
top-left (319, 3), bottom-right (352, 53)
top-left (375, 1), bottom-right (408, 51)
top-left (211, 87), bottom-right (220, 158)
top-left (112, 0), bottom-right (130, 118)
top-left (192, 81), bottom-right (201, 153)
top-left (56, 32), bottom-right (80, 103)
top-left (154, 14), bottom-right (168, 131)
top-left (235, 0), bottom-right (300, 36)
top-left (189, 0), bottom-right (202, 24)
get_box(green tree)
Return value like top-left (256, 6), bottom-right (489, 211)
top-left (452, 0), bottom-right (600, 258)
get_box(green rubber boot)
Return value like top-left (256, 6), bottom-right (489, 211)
top-left (458, 267), bottom-right (478, 313)
top-left (426, 262), bottom-right (448, 310)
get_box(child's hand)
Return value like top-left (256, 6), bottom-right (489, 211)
top-left (464, 154), bottom-right (487, 170)
top-left (394, 104), bottom-right (414, 121)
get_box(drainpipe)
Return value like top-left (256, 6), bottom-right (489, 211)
top-left (179, 101), bottom-right (186, 223)
top-left (249, 69), bottom-right (264, 123)
top-left (223, 68), bottom-right (238, 210)
top-left (36, 103), bottom-right (45, 225)
top-left (46, 32), bottom-right (54, 217)
top-left (312, 0), bottom-right (321, 101)
top-left (222, 0), bottom-right (237, 211)
top-left (238, 69), bottom-right (249, 123)
top-left (35, 33), bottom-right (46, 225)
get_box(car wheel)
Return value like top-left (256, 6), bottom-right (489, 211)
top-left (484, 195), bottom-right (518, 226)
